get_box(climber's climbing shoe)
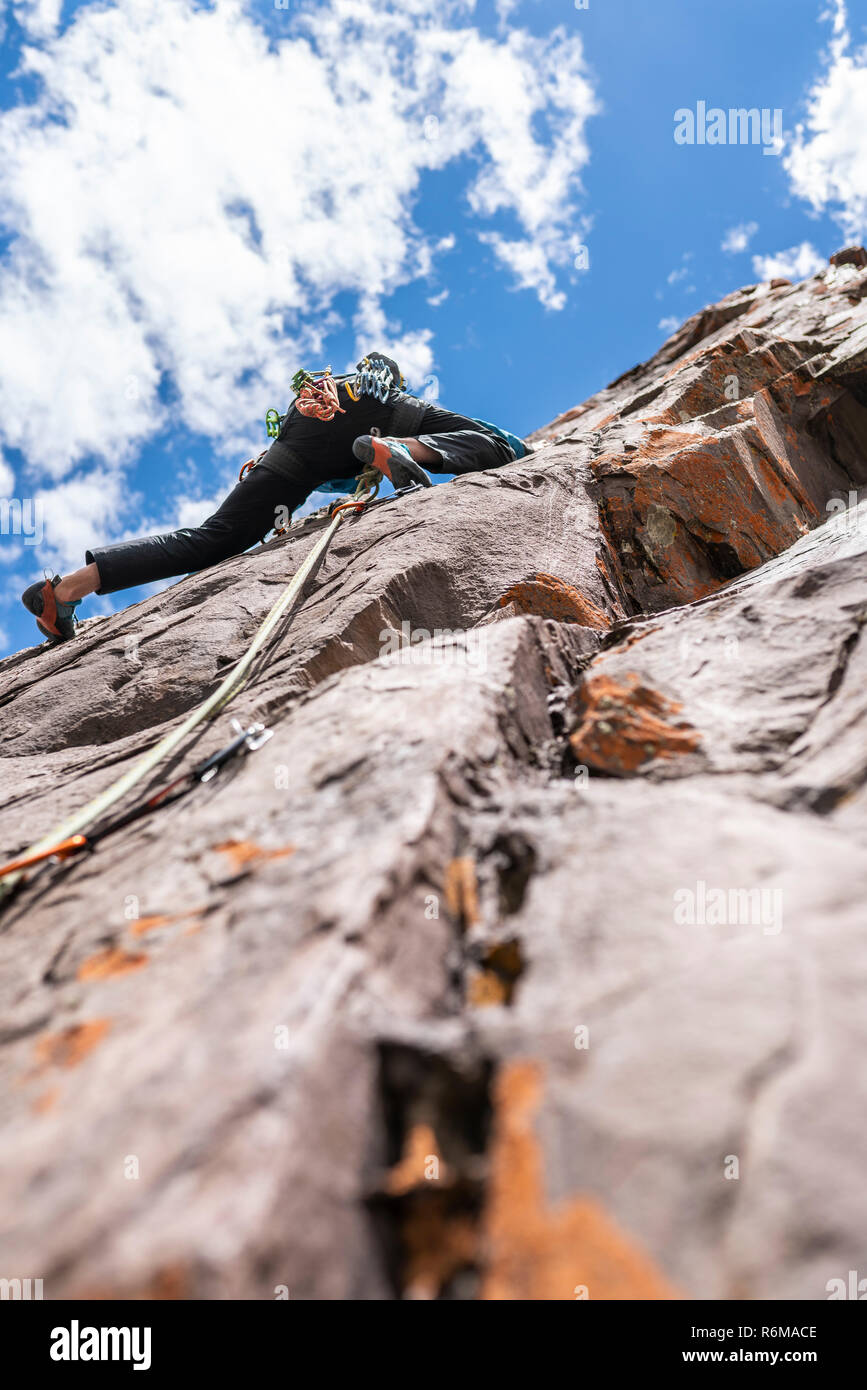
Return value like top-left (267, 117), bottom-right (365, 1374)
top-left (352, 435), bottom-right (433, 489)
top-left (21, 574), bottom-right (81, 643)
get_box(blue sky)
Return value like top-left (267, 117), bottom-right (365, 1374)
top-left (1, 0), bottom-right (865, 655)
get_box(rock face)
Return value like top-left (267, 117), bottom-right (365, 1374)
top-left (1, 255), bottom-right (866, 1301)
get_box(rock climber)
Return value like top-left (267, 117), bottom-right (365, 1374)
top-left (22, 354), bottom-right (528, 643)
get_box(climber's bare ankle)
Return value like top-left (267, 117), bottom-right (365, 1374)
top-left (55, 563), bottom-right (101, 603)
top-left (398, 437), bottom-right (439, 466)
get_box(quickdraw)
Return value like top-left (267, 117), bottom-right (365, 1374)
top-left (0, 722), bottom-right (273, 887)
top-left (354, 355), bottom-right (396, 404)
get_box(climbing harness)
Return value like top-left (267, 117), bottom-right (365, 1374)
top-left (0, 474), bottom-right (381, 903)
top-left (0, 722), bottom-right (273, 884)
top-left (244, 354), bottom-right (414, 501)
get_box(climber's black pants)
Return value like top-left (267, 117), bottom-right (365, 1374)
top-left (413, 404), bottom-right (515, 476)
top-left (87, 466), bottom-right (302, 595)
top-left (87, 406), bottom-right (514, 596)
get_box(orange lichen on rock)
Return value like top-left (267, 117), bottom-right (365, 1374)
top-left (32, 1087), bottom-right (60, 1114)
top-left (382, 1123), bottom-right (477, 1300)
top-left (594, 550), bottom-right (624, 604)
top-left (601, 625), bottom-right (659, 659)
top-left (214, 839), bottom-right (296, 872)
top-left (443, 856), bottom-right (480, 929)
top-left (499, 573), bottom-right (611, 629)
top-left (637, 438), bottom-right (802, 564)
top-left (629, 427), bottom-right (706, 460)
top-left (77, 948), bottom-right (148, 981)
top-left (386, 1123), bottom-right (450, 1196)
top-left (467, 939), bottom-right (524, 1008)
top-left (570, 671), bottom-right (700, 774)
top-left (34, 1019), bottom-right (111, 1071)
top-left (401, 1206), bottom-right (479, 1301)
top-left (480, 1062), bottom-right (679, 1300)
top-left (591, 412), bottom-right (823, 607)
top-left (77, 1263), bottom-right (190, 1301)
top-left (467, 971), bottom-right (510, 1008)
top-left (129, 909), bottom-right (204, 937)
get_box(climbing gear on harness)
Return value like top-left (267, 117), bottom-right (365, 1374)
top-left (352, 435), bottom-right (433, 489)
top-left (295, 477), bottom-right (424, 530)
top-left (0, 475), bottom-right (378, 904)
top-left (265, 353), bottom-right (408, 437)
top-left (239, 450), bottom-right (269, 482)
top-left (291, 367), bottom-right (346, 422)
top-left (353, 354), bottom-right (403, 404)
top-left (334, 460), bottom-right (381, 504)
top-left (355, 353), bottom-right (405, 395)
top-left (0, 722), bottom-right (273, 887)
top-left (21, 574), bottom-right (82, 643)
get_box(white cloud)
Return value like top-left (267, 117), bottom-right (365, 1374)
top-left (352, 295), bottom-right (435, 390)
top-left (752, 242), bottom-right (826, 282)
top-left (0, 544), bottom-right (23, 566)
top-left (0, 451), bottom-right (15, 494)
top-left (427, 289), bottom-right (449, 307)
top-left (480, 232), bottom-right (566, 310)
top-left (12, 0), bottom-right (62, 40)
top-left (665, 252), bottom-right (694, 289)
top-left (34, 469), bottom-right (133, 572)
top-left (171, 486), bottom-right (235, 535)
top-left (785, 1), bottom-right (867, 240)
top-left (722, 221), bottom-right (759, 254)
top-left (0, 0), bottom-right (598, 482)
top-left (658, 316), bottom-right (680, 335)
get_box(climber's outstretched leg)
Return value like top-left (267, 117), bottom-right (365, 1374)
top-left (21, 465), bottom-right (304, 644)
